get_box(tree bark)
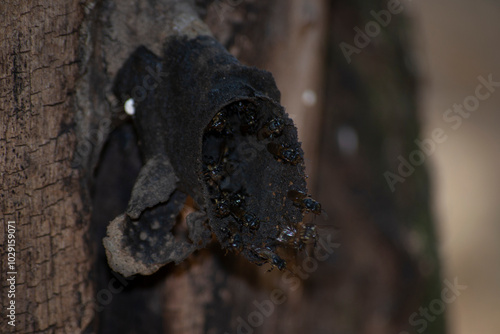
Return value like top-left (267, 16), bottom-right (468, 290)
top-left (0, 1), bottom-right (94, 332)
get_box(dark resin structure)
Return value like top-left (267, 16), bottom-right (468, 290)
top-left (104, 36), bottom-right (319, 276)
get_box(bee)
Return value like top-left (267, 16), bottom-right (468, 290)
top-left (230, 206), bottom-right (260, 230)
top-left (203, 163), bottom-right (226, 186)
top-left (257, 117), bottom-right (284, 140)
top-left (229, 191), bottom-right (245, 208)
top-left (252, 247), bottom-right (286, 270)
top-left (287, 190), bottom-right (321, 215)
top-left (207, 110), bottom-right (230, 135)
top-left (213, 195), bottom-right (230, 217)
top-left (202, 143), bottom-right (230, 186)
top-left (266, 143), bottom-right (302, 165)
top-left (276, 222), bottom-right (317, 250)
top-left (220, 226), bottom-right (244, 253)
top-left (276, 224), bottom-right (296, 245)
top-left (296, 222), bottom-right (317, 247)
top-left (229, 233), bottom-right (244, 253)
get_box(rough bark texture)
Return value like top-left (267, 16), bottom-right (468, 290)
top-left (0, 1), bottom-right (94, 333)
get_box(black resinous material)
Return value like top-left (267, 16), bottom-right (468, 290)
top-left (112, 35), bottom-right (310, 270)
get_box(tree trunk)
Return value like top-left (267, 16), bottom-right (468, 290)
top-left (0, 1), bottom-right (94, 332)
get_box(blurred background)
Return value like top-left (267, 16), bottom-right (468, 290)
top-left (412, 1), bottom-right (500, 333)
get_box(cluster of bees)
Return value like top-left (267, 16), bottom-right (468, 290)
top-left (202, 100), bottom-right (321, 270)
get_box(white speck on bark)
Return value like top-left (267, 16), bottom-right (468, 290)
top-left (124, 98), bottom-right (135, 115)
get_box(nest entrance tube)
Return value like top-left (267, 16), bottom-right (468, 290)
top-left (106, 35), bottom-right (319, 275)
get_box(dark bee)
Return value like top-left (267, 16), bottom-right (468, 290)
top-left (230, 206), bottom-right (260, 230)
top-left (276, 222), bottom-right (317, 250)
top-left (287, 190), bottom-right (321, 215)
top-left (276, 224), bottom-right (296, 245)
top-left (297, 222), bottom-right (317, 247)
top-left (203, 163), bottom-right (226, 186)
top-left (229, 233), bottom-right (244, 253)
top-left (229, 191), bottom-right (245, 208)
top-left (214, 195), bottom-right (230, 217)
top-left (207, 110), bottom-right (230, 135)
top-left (220, 226), bottom-right (244, 253)
top-left (252, 247), bottom-right (286, 270)
top-left (257, 117), bottom-right (285, 140)
top-left (202, 139), bottom-right (230, 187)
top-left (266, 143), bottom-right (302, 165)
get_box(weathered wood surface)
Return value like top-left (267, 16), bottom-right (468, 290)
top-left (0, 1), bottom-right (94, 332)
